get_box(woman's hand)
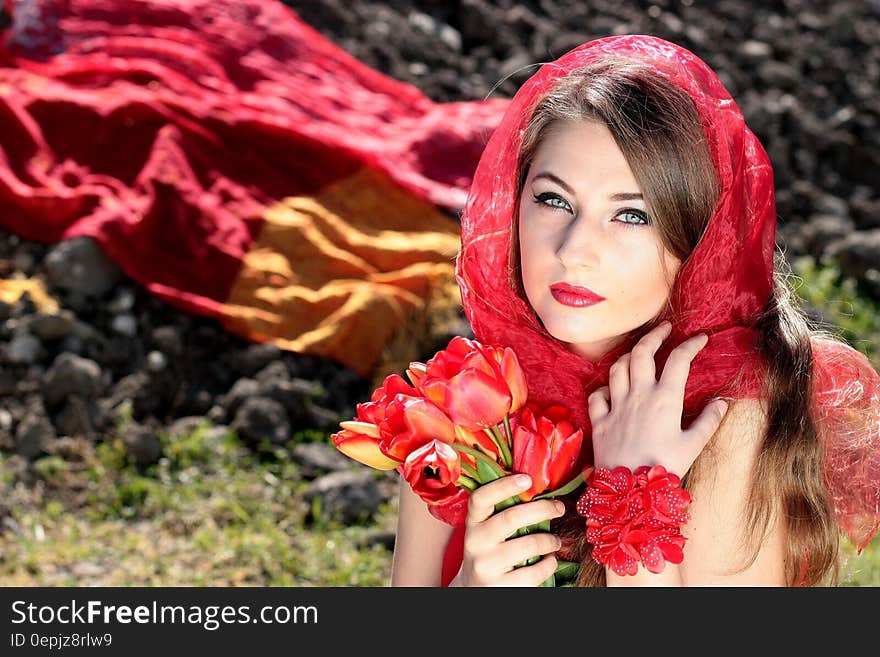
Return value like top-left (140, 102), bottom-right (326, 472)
top-left (587, 320), bottom-right (730, 478)
top-left (451, 474), bottom-right (566, 586)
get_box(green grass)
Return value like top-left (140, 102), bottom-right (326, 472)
top-left (789, 254), bottom-right (880, 365)
top-left (0, 418), bottom-right (398, 586)
top-left (0, 254), bottom-right (877, 586)
top-left (842, 536), bottom-right (880, 586)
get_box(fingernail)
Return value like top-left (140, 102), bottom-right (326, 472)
top-left (515, 474), bottom-right (531, 488)
top-left (555, 501), bottom-right (565, 514)
top-left (717, 400), bottom-right (729, 414)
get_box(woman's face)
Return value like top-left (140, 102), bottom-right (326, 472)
top-left (517, 119), bottom-right (682, 361)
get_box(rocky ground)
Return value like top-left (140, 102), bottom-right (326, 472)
top-left (290, 0), bottom-right (880, 286)
top-left (0, 0), bottom-right (878, 511)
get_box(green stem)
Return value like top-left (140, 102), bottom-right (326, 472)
top-left (495, 494), bottom-right (520, 513)
top-left (526, 519), bottom-right (552, 534)
top-left (482, 427), bottom-right (510, 468)
top-left (460, 462), bottom-right (479, 482)
top-left (490, 423), bottom-right (512, 467)
top-left (457, 474), bottom-right (478, 491)
top-left (533, 472), bottom-right (586, 500)
top-left (452, 443), bottom-right (507, 479)
top-left (503, 415), bottom-right (513, 450)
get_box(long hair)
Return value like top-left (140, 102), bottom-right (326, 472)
top-left (511, 59), bottom-right (840, 586)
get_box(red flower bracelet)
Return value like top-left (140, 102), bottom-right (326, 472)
top-left (575, 465), bottom-right (691, 576)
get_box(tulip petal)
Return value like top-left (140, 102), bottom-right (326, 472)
top-left (339, 420), bottom-right (380, 438)
top-left (406, 362), bottom-right (427, 387)
top-left (445, 369), bottom-right (511, 429)
top-left (332, 432), bottom-right (401, 470)
top-left (401, 397), bottom-right (456, 443)
top-left (499, 348), bottom-right (528, 412)
top-left (402, 439), bottom-right (462, 505)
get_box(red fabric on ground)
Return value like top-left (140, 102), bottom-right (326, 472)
top-left (0, 0), bottom-right (509, 377)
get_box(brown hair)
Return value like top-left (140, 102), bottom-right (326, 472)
top-left (511, 58), bottom-right (840, 586)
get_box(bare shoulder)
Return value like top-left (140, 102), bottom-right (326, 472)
top-left (683, 395), bottom-right (785, 583)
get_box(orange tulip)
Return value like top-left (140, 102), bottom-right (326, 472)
top-left (331, 421), bottom-right (400, 470)
top-left (405, 361), bottom-right (427, 388)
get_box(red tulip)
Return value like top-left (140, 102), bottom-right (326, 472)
top-left (511, 402), bottom-right (583, 501)
top-left (402, 439), bottom-right (462, 505)
top-left (426, 487), bottom-right (470, 526)
top-left (417, 336), bottom-right (527, 431)
top-left (356, 373), bottom-right (419, 426)
top-left (377, 394), bottom-right (457, 462)
top-left (480, 342), bottom-right (528, 414)
top-left (332, 373), bottom-right (428, 470)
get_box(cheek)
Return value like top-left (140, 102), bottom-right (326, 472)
top-left (642, 260), bottom-right (678, 307)
top-left (518, 239), bottom-right (541, 285)
top-left (611, 252), bottom-right (674, 304)
top-left (517, 217), bottom-right (543, 272)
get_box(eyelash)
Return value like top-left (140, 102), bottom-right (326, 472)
top-left (531, 192), bottom-right (650, 228)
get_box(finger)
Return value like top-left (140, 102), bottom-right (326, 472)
top-left (683, 398), bottom-right (730, 452)
top-left (499, 554), bottom-right (559, 587)
top-left (608, 353), bottom-right (631, 401)
top-left (464, 531), bottom-right (560, 585)
top-left (629, 321), bottom-right (673, 390)
top-left (483, 499), bottom-right (566, 541)
top-left (587, 385), bottom-right (611, 421)
top-left (656, 333), bottom-right (710, 403)
top-left (495, 531), bottom-right (562, 570)
top-left (466, 474), bottom-right (533, 526)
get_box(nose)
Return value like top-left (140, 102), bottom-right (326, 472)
top-left (555, 211), bottom-right (601, 270)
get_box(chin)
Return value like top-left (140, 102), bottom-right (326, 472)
top-left (539, 314), bottom-right (609, 346)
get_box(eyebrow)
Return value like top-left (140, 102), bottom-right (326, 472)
top-left (532, 171), bottom-right (643, 202)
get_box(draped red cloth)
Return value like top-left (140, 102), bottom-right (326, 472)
top-left (0, 0), bottom-right (509, 379)
top-left (441, 34), bottom-right (880, 584)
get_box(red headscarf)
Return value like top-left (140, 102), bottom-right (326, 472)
top-left (451, 35), bottom-right (880, 555)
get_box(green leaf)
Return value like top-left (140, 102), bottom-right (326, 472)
top-left (477, 459), bottom-right (501, 484)
top-left (554, 560), bottom-right (580, 581)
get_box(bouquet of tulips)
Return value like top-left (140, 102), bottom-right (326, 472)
top-left (331, 336), bottom-right (589, 586)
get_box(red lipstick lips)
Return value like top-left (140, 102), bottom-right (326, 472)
top-left (549, 282), bottom-right (605, 307)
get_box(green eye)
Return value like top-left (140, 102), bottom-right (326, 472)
top-left (533, 192), bottom-right (572, 213)
top-left (617, 209), bottom-right (651, 227)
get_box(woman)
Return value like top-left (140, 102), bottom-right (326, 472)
top-left (390, 35), bottom-right (880, 586)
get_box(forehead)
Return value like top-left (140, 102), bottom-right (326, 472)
top-left (530, 120), bottom-right (638, 186)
